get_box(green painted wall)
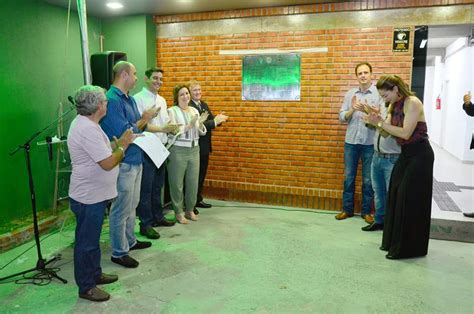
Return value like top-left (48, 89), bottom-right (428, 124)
top-left (0, 1), bottom-right (154, 227)
top-left (0, 0), bottom-right (101, 224)
top-left (102, 15), bottom-right (157, 94)
top-left (145, 15), bottom-right (158, 71)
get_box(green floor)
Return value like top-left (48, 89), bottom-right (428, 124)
top-left (0, 200), bottom-right (473, 313)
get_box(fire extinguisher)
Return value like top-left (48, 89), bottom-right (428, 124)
top-left (436, 95), bottom-right (441, 110)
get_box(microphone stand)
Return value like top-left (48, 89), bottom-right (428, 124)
top-left (0, 106), bottom-right (76, 283)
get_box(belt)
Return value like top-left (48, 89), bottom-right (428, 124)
top-left (173, 139), bottom-right (199, 148)
top-left (374, 151), bottom-right (399, 158)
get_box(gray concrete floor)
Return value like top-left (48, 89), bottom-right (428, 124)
top-left (0, 200), bottom-right (473, 313)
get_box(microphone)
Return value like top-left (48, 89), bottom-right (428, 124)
top-left (46, 136), bottom-right (53, 161)
top-left (68, 96), bottom-right (75, 107)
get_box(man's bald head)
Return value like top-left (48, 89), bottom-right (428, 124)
top-left (112, 61), bottom-right (137, 92)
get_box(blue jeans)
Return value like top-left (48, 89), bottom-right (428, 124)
top-left (136, 154), bottom-right (166, 229)
top-left (70, 198), bottom-right (108, 294)
top-left (109, 163), bottom-right (142, 258)
top-left (342, 143), bottom-right (374, 215)
top-left (371, 152), bottom-right (399, 224)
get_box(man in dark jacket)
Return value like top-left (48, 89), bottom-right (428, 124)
top-left (462, 92), bottom-right (474, 218)
top-left (188, 80), bottom-right (228, 209)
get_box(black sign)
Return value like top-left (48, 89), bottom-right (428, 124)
top-left (393, 27), bottom-right (410, 52)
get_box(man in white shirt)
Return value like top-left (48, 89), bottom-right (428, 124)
top-left (134, 67), bottom-right (179, 239)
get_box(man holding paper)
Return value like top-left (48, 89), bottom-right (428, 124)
top-left (134, 67), bottom-right (179, 239)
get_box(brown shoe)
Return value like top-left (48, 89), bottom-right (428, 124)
top-left (361, 214), bottom-right (374, 224)
top-left (96, 273), bottom-right (118, 285)
top-left (79, 287), bottom-right (110, 302)
top-left (335, 212), bottom-right (354, 220)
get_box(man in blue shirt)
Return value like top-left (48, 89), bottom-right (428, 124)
top-left (100, 61), bottom-right (158, 268)
top-left (336, 62), bottom-right (383, 223)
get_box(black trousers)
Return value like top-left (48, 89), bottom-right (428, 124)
top-left (197, 153), bottom-right (210, 203)
top-left (382, 139), bottom-right (434, 258)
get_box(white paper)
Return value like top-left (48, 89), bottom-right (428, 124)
top-left (133, 132), bottom-right (170, 168)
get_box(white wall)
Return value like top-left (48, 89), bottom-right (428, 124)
top-left (425, 40), bottom-right (474, 162)
top-left (424, 56), bottom-right (444, 146)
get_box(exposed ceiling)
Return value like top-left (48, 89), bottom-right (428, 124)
top-left (426, 24), bottom-right (473, 62)
top-left (43, 0), bottom-right (343, 18)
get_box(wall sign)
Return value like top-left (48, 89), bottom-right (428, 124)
top-left (242, 54), bottom-right (300, 101)
top-left (393, 27), bottom-right (410, 52)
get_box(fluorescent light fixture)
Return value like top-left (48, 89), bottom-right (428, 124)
top-left (420, 39), bottom-right (427, 49)
top-left (106, 2), bottom-right (123, 9)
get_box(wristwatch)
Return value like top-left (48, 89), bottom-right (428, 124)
top-left (377, 121), bottom-right (383, 128)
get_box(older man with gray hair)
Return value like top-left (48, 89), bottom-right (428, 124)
top-left (68, 85), bottom-right (135, 302)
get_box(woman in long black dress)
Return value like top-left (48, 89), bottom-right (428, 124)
top-left (365, 75), bottom-right (434, 260)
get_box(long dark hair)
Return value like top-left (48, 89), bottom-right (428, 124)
top-left (376, 75), bottom-right (414, 97)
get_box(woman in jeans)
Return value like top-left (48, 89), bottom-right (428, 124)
top-left (68, 85), bottom-right (135, 301)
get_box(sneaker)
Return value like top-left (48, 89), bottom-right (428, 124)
top-left (139, 227), bottom-right (161, 239)
top-left (96, 273), bottom-right (118, 285)
top-left (111, 255), bottom-right (139, 268)
top-left (130, 240), bottom-right (152, 250)
top-left (79, 287), bottom-right (110, 302)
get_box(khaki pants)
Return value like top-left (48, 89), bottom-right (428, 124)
top-left (167, 145), bottom-right (200, 214)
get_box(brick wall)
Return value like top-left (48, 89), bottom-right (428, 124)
top-left (155, 4), bottom-right (417, 212)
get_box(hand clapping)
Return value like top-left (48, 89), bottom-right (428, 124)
top-left (215, 112), bottom-right (229, 126)
top-left (142, 105), bottom-right (160, 122)
top-left (114, 128), bottom-right (137, 150)
top-left (161, 123), bottom-right (180, 135)
top-left (188, 114), bottom-right (198, 128)
top-left (464, 92), bottom-right (472, 105)
top-left (199, 111), bottom-right (209, 124)
top-left (364, 112), bottom-right (383, 127)
top-left (351, 95), bottom-right (365, 112)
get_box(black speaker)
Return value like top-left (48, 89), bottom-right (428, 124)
top-left (91, 51), bottom-right (127, 89)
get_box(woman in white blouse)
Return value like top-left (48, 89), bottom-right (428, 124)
top-left (167, 84), bottom-right (208, 224)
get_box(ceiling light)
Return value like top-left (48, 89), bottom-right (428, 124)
top-left (106, 2), bottom-right (124, 9)
top-left (420, 39), bottom-right (427, 49)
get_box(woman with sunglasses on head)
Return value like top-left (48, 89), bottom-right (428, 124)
top-left (365, 75), bottom-right (434, 260)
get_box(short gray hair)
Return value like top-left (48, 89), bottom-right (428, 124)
top-left (74, 85), bottom-right (106, 116)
